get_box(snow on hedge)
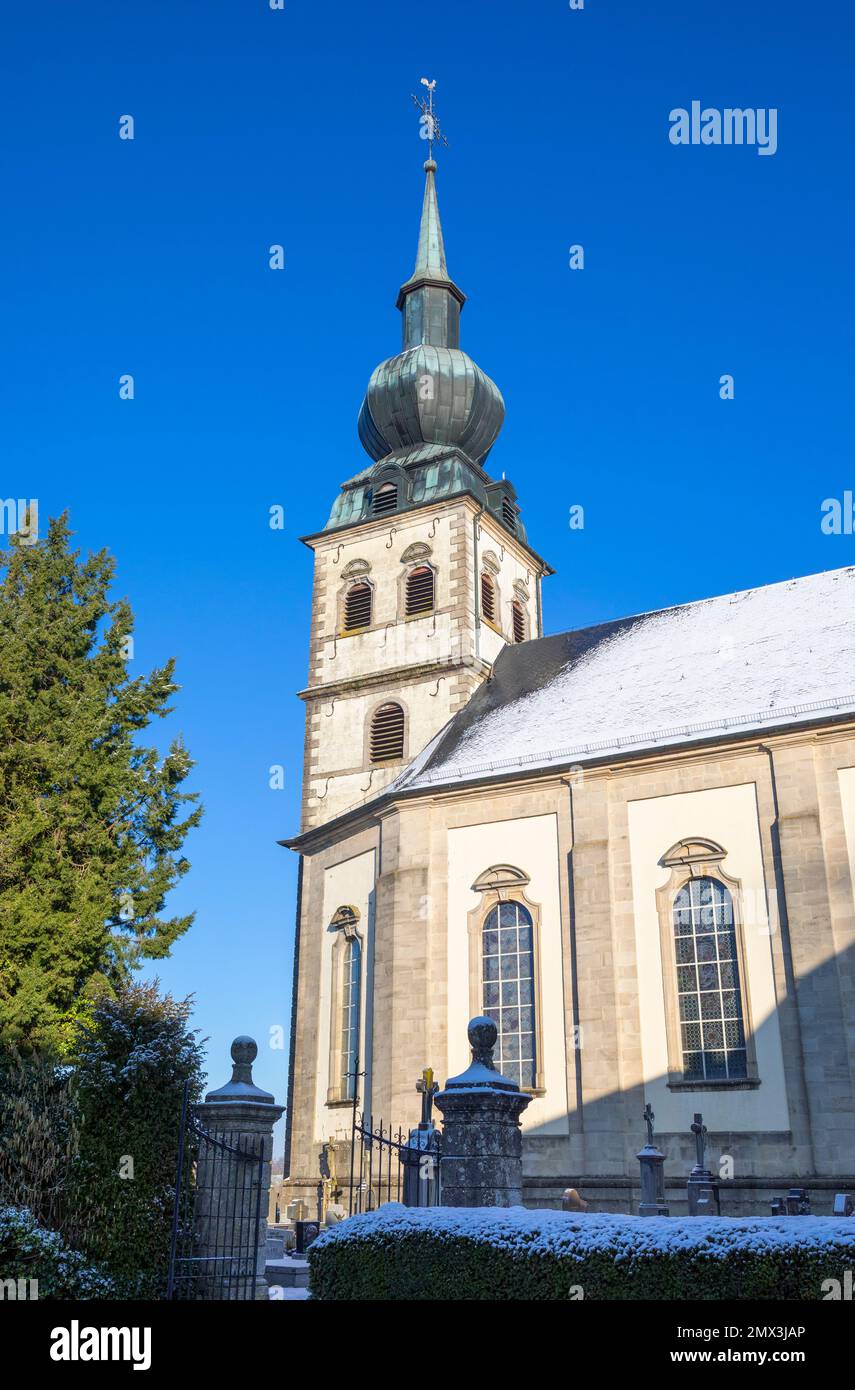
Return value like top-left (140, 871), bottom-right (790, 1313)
top-left (0, 1205), bottom-right (115, 1298)
top-left (311, 1203), bottom-right (855, 1261)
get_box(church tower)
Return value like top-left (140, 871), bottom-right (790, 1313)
top-left (298, 155), bottom-right (553, 832)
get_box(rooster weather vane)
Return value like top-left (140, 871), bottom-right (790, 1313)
top-left (411, 77), bottom-right (449, 162)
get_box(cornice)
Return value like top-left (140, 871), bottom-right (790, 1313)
top-left (282, 714), bottom-right (855, 854)
top-left (298, 654), bottom-right (492, 702)
top-left (300, 493), bottom-right (555, 577)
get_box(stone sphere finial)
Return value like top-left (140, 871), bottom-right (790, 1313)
top-left (229, 1037), bottom-right (258, 1089)
top-left (440, 1015), bottom-right (520, 1093)
top-left (468, 1016), bottom-right (498, 1069)
top-left (204, 1033), bottom-right (276, 1105)
top-left (231, 1036), bottom-right (257, 1066)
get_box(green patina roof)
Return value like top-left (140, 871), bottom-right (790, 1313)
top-left (323, 158), bottom-right (528, 551)
top-left (395, 159), bottom-right (464, 306)
top-left (324, 445), bottom-right (529, 548)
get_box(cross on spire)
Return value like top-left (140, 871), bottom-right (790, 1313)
top-left (412, 77), bottom-right (449, 162)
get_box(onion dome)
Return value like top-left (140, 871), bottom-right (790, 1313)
top-left (357, 160), bottom-right (504, 467)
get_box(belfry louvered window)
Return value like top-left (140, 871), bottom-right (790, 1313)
top-left (344, 582), bottom-right (372, 632)
top-left (482, 901), bottom-right (536, 1089)
top-left (481, 572), bottom-right (496, 624)
top-left (512, 600), bottom-right (526, 643)
top-left (370, 702), bottom-right (405, 763)
top-left (502, 496), bottom-right (517, 533)
top-left (673, 877), bottom-right (747, 1081)
top-left (372, 482), bottom-right (397, 516)
top-left (406, 565), bottom-right (434, 616)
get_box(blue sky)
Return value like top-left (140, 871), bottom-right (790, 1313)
top-left (3, 1), bottom-right (853, 1128)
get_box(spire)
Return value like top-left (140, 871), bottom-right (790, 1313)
top-left (410, 159), bottom-right (449, 283)
top-left (355, 83), bottom-right (505, 469)
top-left (396, 160), bottom-right (465, 349)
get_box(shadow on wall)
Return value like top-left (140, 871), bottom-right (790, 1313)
top-left (520, 937), bottom-right (855, 1215)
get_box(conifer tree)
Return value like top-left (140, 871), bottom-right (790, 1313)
top-left (0, 514), bottom-right (202, 1052)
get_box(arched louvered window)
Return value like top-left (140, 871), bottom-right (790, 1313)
top-left (481, 572), bottom-right (496, 625)
top-left (512, 600), bottom-right (526, 643)
top-left (673, 877), bottom-right (747, 1082)
top-left (340, 936), bottom-right (361, 1101)
top-left (502, 496), bottom-right (517, 533)
top-left (482, 900), bottom-right (536, 1089)
top-left (372, 482), bottom-right (397, 516)
top-left (369, 702), bottom-right (405, 763)
top-left (344, 582), bottom-right (372, 632)
top-left (406, 565), bottom-right (434, 616)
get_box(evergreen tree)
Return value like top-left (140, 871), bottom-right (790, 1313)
top-left (0, 514), bottom-right (202, 1052)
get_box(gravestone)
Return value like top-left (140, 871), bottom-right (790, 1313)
top-left (294, 1220), bottom-right (320, 1253)
top-left (637, 1103), bottom-right (669, 1216)
top-left (770, 1186), bottom-right (811, 1216)
top-left (434, 1017), bottom-right (532, 1207)
top-left (402, 1067), bottom-right (442, 1206)
top-left (686, 1112), bottom-right (720, 1216)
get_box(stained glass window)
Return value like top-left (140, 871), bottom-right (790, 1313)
top-left (340, 937), bottom-right (361, 1100)
top-left (482, 900), bottom-right (536, 1089)
top-left (673, 877), bottom-right (747, 1081)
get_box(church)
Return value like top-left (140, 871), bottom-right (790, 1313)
top-left (281, 150), bottom-right (855, 1214)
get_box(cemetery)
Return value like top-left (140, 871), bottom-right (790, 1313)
top-left (182, 1020), bottom-right (855, 1302)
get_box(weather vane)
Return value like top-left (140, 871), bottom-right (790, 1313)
top-left (411, 78), bottom-right (449, 161)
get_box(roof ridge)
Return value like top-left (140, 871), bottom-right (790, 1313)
top-left (535, 564), bottom-right (855, 649)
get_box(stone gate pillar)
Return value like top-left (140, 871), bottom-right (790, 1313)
top-left (434, 1017), bottom-right (532, 1207)
top-left (194, 1036), bottom-right (284, 1300)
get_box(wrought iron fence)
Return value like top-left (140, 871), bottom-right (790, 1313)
top-left (347, 1112), bottom-right (441, 1215)
top-left (166, 1082), bottom-right (265, 1300)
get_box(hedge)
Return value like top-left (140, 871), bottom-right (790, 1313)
top-left (308, 1204), bottom-right (855, 1301)
top-left (0, 1206), bottom-right (115, 1300)
top-left (0, 984), bottom-right (205, 1298)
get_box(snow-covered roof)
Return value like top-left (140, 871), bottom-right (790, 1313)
top-left (396, 565), bottom-right (855, 791)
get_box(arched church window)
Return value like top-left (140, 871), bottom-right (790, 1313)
top-left (480, 572), bottom-right (496, 625)
top-left (511, 599), bottom-right (526, 643)
top-left (344, 582), bottom-right (372, 632)
top-left (481, 900), bottom-right (536, 1089)
top-left (369, 702), bottom-right (405, 763)
top-left (673, 877), bottom-right (747, 1082)
top-left (405, 565), bottom-right (434, 616)
top-left (340, 936), bottom-right (361, 1101)
top-left (372, 482), bottom-right (397, 516)
top-left (501, 496), bottom-right (517, 533)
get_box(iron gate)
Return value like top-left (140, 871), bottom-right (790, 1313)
top-left (166, 1082), bottom-right (265, 1300)
top-left (348, 1112), bottom-right (441, 1215)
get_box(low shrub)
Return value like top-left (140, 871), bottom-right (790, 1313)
top-left (0, 1205), bottom-right (114, 1300)
top-left (308, 1204), bottom-right (855, 1301)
